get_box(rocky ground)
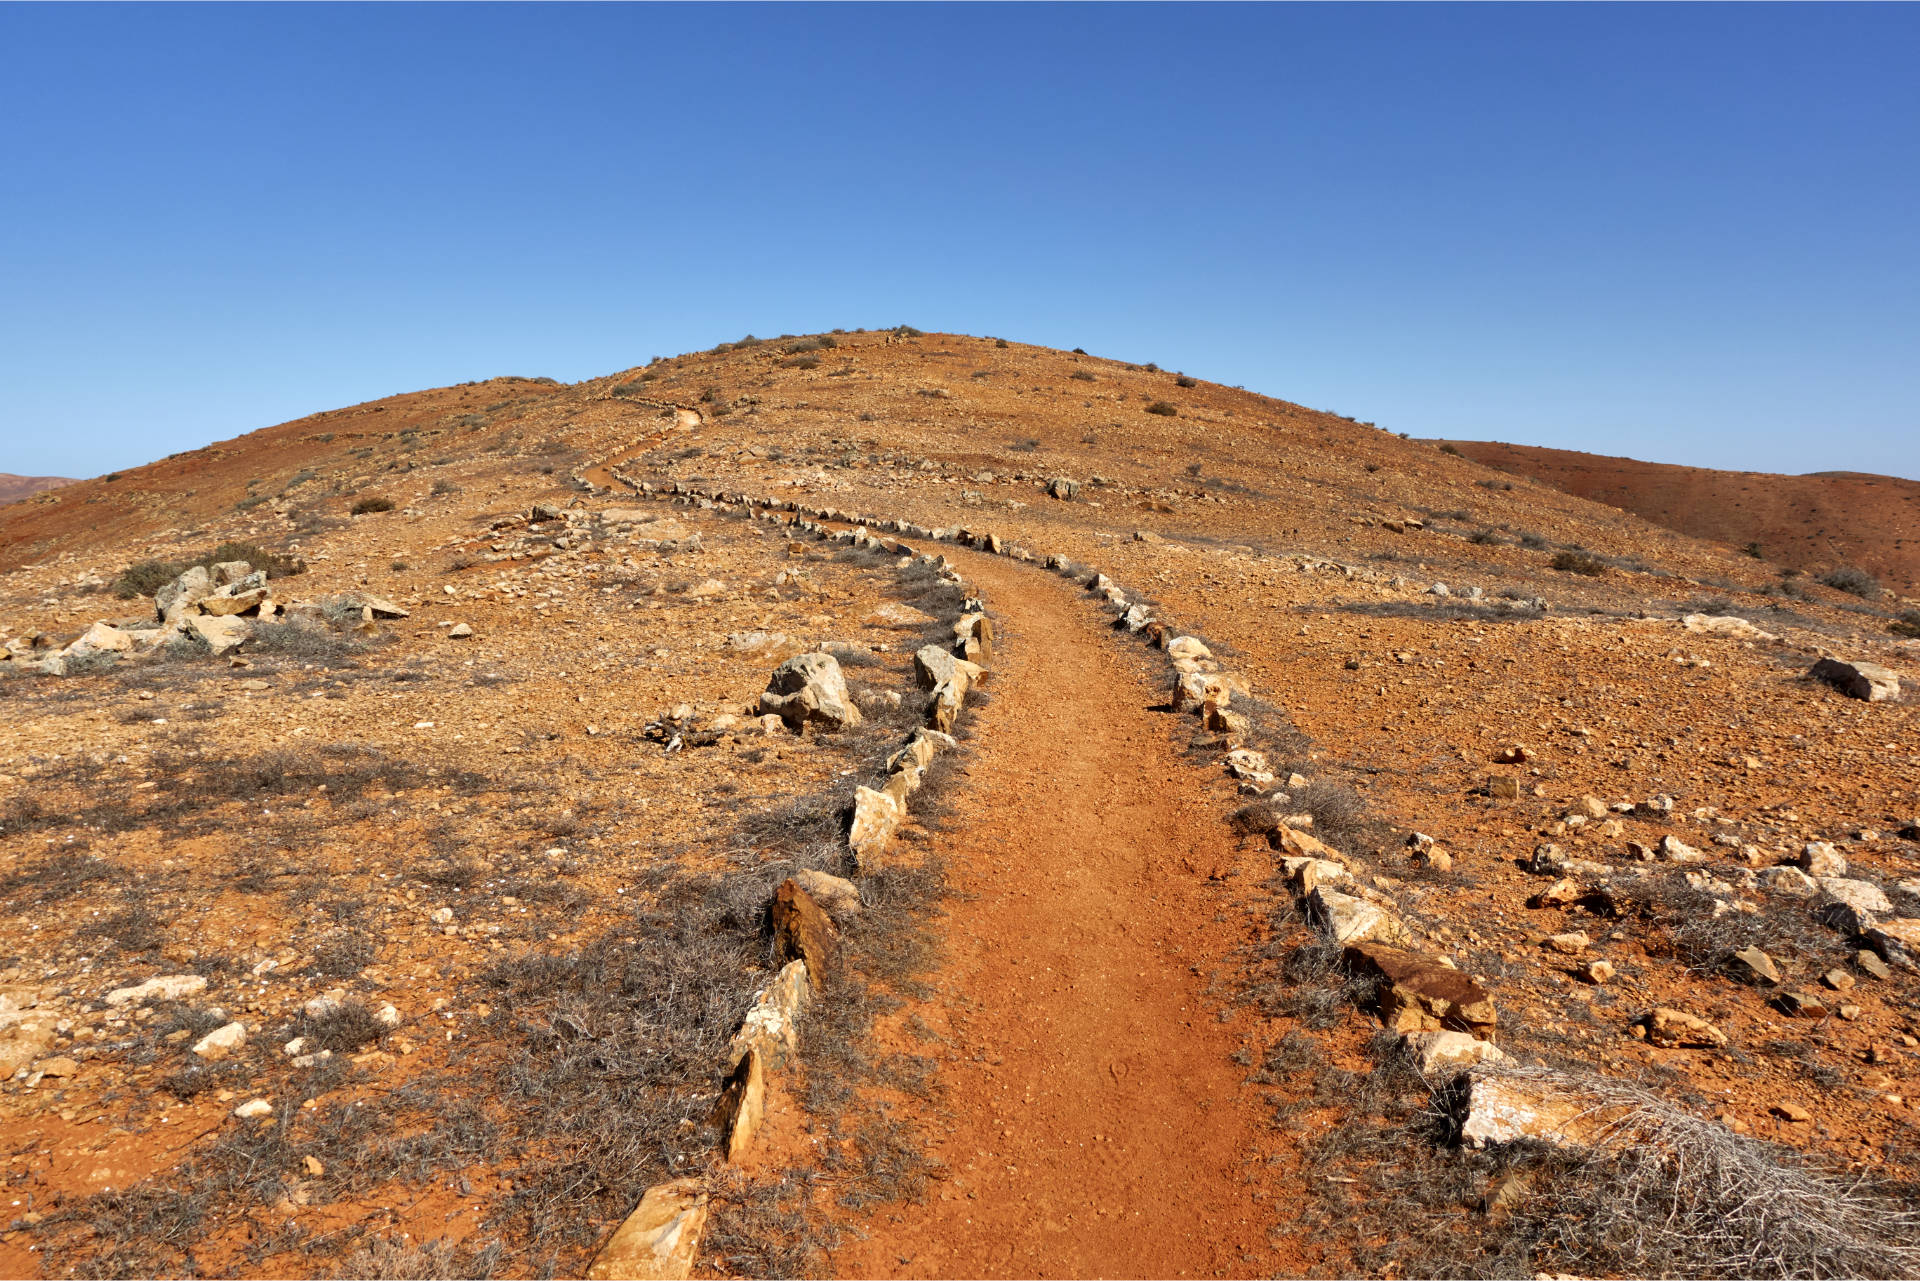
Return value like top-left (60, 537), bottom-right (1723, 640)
top-left (2, 328), bottom-right (1918, 1278)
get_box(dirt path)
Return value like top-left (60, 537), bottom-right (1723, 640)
top-left (830, 548), bottom-right (1300, 1279)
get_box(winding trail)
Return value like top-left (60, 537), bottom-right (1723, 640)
top-left (830, 547), bottom-right (1302, 1279)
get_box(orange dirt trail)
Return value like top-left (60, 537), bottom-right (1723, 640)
top-left (830, 548), bottom-right (1300, 1280)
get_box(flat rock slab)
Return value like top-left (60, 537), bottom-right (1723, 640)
top-left (586, 1179), bottom-right (709, 1280)
top-left (1345, 942), bottom-right (1498, 1035)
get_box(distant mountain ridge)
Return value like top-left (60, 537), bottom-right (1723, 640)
top-left (0, 473), bottom-right (74, 505)
top-left (1442, 440), bottom-right (1919, 591)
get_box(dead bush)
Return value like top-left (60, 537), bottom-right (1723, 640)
top-left (1552, 550), bottom-right (1608, 576)
top-left (1819, 566), bottom-right (1882, 598)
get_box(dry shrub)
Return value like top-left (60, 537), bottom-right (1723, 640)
top-left (1474, 1067), bottom-right (1920, 1278)
top-left (334, 1236), bottom-right (504, 1280)
top-left (1552, 550), bottom-right (1608, 576)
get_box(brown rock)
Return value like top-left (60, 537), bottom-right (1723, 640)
top-left (1730, 946), bottom-right (1781, 985)
top-left (1777, 990), bottom-right (1829, 1018)
top-left (771, 880), bottom-right (838, 988)
top-left (1344, 942), bottom-right (1497, 1036)
top-left (711, 1047), bottom-right (767, 1164)
top-left (1645, 1007), bottom-right (1728, 1049)
top-left (791, 869), bottom-right (861, 921)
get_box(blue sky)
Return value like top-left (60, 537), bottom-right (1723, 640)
top-left (3, 4), bottom-right (1915, 480)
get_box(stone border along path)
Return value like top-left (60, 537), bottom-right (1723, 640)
top-left (560, 467), bottom-right (1506, 1279)
top-left (566, 464), bottom-right (1917, 1275)
top-left (568, 478), bottom-right (996, 1281)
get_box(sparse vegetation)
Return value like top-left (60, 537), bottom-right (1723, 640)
top-left (1553, 550), bottom-right (1608, 576)
top-left (1818, 565), bottom-right (1881, 598)
top-left (111, 540), bottom-right (306, 598)
top-left (350, 496), bottom-right (395, 515)
top-left (1144, 400), bottom-right (1178, 417)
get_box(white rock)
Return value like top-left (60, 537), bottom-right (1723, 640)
top-left (1306, 887), bottom-right (1412, 947)
top-left (1760, 865), bottom-right (1819, 897)
top-left (1407, 1030), bottom-right (1507, 1076)
top-left (191, 1021), bottom-right (248, 1060)
top-left (104, 974), bottom-right (208, 1007)
top-left (1683, 614), bottom-right (1777, 641)
top-left (233, 1098), bottom-right (274, 1119)
top-left (1808, 657), bottom-right (1903, 703)
top-left (1798, 841), bottom-right (1848, 877)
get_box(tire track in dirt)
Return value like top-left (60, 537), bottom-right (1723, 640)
top-left (831, 547), bottom-right (1304, 1280)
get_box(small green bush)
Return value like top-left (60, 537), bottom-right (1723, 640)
top-left (1175, 374), bottom-right (1196, 388)
top-left (1144, 401), bottom-right (1178, 417)
top-left (994, 338), bottom-right (1009, 349)
top-left (1552, 551), bottom-right (1608, 576)
top-left (1438, 443), bottom-right (1463, 457)
top-left (350, 496), bottom-right (395, 516)
top-left (1070, 370), bottom-right (1096, 382)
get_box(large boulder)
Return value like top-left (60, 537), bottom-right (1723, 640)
top-left (1407, 1030), bottom-right (1507, 1076)
top-left (914, 645), bottom-right (983, 693)
top-left (199, 571), bottom-right (272, 617)
top-left (66, 622), bottom-right (133, 658)
top-left (1307, 887), bottom-right (1414, 947)
top-left (1809, 657), bottom-right (1903, 702)
top-left (185, 613), bottom-right (251, 656)
top-left (155, 565), bottom-right (213, 624)
top-left (1819, 877), bottom-right (1893, 933)
top-left (759, 653), bottom-right (862, 730)
top-left (1458, 1072), bottom-right (1630, 1150)
top-left (208, 560), bottom-right (254, 587)
top-left (953, 612), bottom-right (993, 662)
top-left (1345, 942), bottom-right (1498, 1037)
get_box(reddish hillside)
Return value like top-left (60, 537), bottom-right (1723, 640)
top-left (0, 473), bottom-right (74, 506)
top-left (1445, 439), bottom-right (1920, 591)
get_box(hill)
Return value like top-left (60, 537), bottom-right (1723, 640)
top-left (1, 330), bottom-right (1916, 1280)
top-left (0, 473), bottom-right (74, 506)
top-left (1442, 439), bottom-right (1920, 593)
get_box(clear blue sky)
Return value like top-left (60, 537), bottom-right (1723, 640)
top-left (3, 4), bottom-right (1915, 480)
